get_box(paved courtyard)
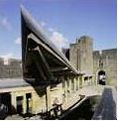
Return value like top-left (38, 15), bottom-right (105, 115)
top-left (92, 86), bottom-right (117, 120)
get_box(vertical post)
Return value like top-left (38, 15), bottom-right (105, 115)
top-left (69, 77), bottom-right (72, 93)
top-left (76, 77), bottom-right (78, 90)
top-left (89, 77), bottom-right (91, 86)
top-left (64, 77), bottom-right (67, 96)
top-left (88, 77), bottom-right (90, 85)
top-left (78, 76), bottom-right (80, 89)
top-left (67, 77), bottom-right (70, 97)
top-left (71, 78), bottom-right (74, 91)
top-left (86, 77), bottom-right (89, 86)
top-left (64, 77), bottom-right (68, 107)
top-left (79, 76), bottom-right (82, 88)
top-left (90, 77), bottom-right (92, 85)
top-left (23, 94), bottom-right (26, 114)
top-left (74, 77), bottom-right (76, 91)
top-left (11, 92), bottom-right (16, 112)
top-left (46, 85), bottom-right (51, 112)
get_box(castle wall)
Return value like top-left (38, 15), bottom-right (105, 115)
top-left (0, 39), bottom-right (116, 87)
top-left (70, 36), bottom-right (93, 75)
top-left (93, 51), bottom-right (101, 81)
top-left (64, 36), bottom-right (117, 87)
top-left (70, 44), bottom-right (79, 70)
top-left (0, 58), bottom-right (22, 78)
top-left (93, 49), bottom-right (117, 86)
top-left (102, 49), bottom-right (117, 86)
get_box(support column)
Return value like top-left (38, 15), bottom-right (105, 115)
top-left (67, 77), bottom-right (70, 97)
top-left (74, 78), bottom-right (76, 91)
top-left (11, 92), bottom-right (16, 112)
top-left (78, 76), bottom-right (80, 89)
top-left (76, 77), bottom-right (78, 90)
top-left (23, 94), bottom-right (26, 114)
top-left (32, 92), bottom-right (36, 114)
top-left (88, 77), bottom-right (90, 86)
top-left (64, 78), bottom-right (67, 94)
top-left (69, 77), bottom-right (72, 93)
top-left (46, 85), bottom-right (51, 112)
top-left (79, 76), bottom-right (82, 88)
top-left (64, 78), bottom-right (68, 103)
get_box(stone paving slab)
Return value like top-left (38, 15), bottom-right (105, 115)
top-left (92, 86), bottom-right (117, 120)
top-left (62, 85), bottom-right (104, 110)
top-left (5, 114), bottom-right (24, 120)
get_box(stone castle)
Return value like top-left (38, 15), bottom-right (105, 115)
top-left (63, 36), bottom-right (117, 87)
top-left (0, 35), bottom-right (117, 86)
top-left (0, 58), bottom-right (22, 78)
top-left (0, 7), bottom-right (116, 119)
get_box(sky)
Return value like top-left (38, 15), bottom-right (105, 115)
top-left (0, 0), bottom-right (117, 59)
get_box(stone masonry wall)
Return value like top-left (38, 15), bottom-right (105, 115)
top-left (0, 58), bottom-right (22, 78)
top-left (63, 36), bottom-right (117, 87)
top-left (70, 36), bottom-right (93, 75)
top-left (93, 48), bottom-right (117, 86)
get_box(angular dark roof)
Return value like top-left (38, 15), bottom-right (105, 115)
top-left (21, 6), bottom-right (80, 82)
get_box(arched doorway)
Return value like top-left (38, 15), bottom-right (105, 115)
top-left (98, 70), bottom-right (106, 85)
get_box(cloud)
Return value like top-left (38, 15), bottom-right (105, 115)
top-left (1, 53), bottom-right (14, 59)
top-left (50, 31), bottom-right (69, 50)
top-left (0, 52), bottom-right (21, 59)
top-left (48, 27), bottom-right (54, 32)
top-left (15, 37), bottom-right (21, 45)
top-left (0, 17), bottom-right (12, 30)
top-left (37, 20), bottom-right (69, 50)
top-left (40, 21), bottom-right (46, 27)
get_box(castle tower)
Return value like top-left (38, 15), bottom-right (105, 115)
top-left (70, 36), bottom-right (93, 75)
